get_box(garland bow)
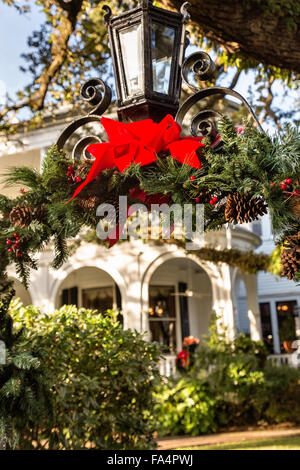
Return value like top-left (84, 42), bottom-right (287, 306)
top-left (70, 114), bottom-right (205, 200)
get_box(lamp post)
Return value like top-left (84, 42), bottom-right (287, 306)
top-left (57, 1), bottom-right (262, 158)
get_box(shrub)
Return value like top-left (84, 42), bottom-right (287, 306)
top-left (0, 290), bottom-right (53, 449)
top-left (154, 315), bottom-right (300, 436)
top-left (10, 302), bottom-right (161, 449)
top-left (154, 378), bottom-right (217, 436)
top-left (257, 365), bottom-right (300, 424)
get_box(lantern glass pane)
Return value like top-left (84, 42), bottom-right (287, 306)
top-left (151, 23), bottom-right (175, 94)
top-left (119, 24), bottom-right (143, 97)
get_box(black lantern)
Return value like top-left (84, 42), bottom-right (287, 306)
top-left (57, 1), bottom-right (263, 157)
top-left (104, 0), bottom-right (190, 122)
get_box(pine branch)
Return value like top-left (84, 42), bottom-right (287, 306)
top-left (3, 167), bottom-right (42, 190)
top-left (52, 233), bottom-right (69, 269)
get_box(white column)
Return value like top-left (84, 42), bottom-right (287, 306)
top-left (270, 300), bottom-right (281, 353)
top-left (243, 273), bottom-right (263, 341)
top-left (122, 251), bottom-right (144, 332)
top-left (211, 264), bottom-right (236, 341)
top-left (29, 262), bottom-right (56, 313)
top-left (125, 281), bottom-right (143, 331)
top-left (222, 264), bottom-right (236, 340)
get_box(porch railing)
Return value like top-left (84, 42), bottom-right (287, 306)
top-left (268, 353), bottom-right (300, 367)
top-left (159, 355), bottom-right (177, 377)
top-left (159, 353), bottom-right (300, 376)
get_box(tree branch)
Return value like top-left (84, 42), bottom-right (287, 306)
top-left (0, 0), bottom-right (84, 122)
top-left (259, 76), bottom-right (280, 129)
top-left (165, 0), bottom-right (300, 73)
top-left (53, 0), bottom-right (72, 12)
top-left (229, 69), bottom-right (241, 90)
top-left (0, 100), bottom-right (31, 122)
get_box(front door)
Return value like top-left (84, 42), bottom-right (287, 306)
top-left (148, 285), bottom-right (176, 353)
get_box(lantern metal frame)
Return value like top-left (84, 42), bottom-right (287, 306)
top-left (103, 0), bottom-right (190, 122)
top-left (57, 1), bottom-right (263, 160)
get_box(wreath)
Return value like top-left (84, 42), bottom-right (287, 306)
top-left (0, 115), bottom-right (299, 295)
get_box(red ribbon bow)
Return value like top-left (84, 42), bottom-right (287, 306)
top-left (70, 114), bottom-right (205, 200)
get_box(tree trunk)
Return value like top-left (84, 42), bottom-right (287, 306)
top-left (164, 0), bottom-right (300, 73)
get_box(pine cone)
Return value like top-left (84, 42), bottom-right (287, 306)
top-left (103, 193), bottom-right (120, 224)
top-left (77, 193), bottom-right (120, 223)
top-left (34, 206), bottom-right (46, 223)
top-left (9, 205), bottom-right (34, 228)
top-left (225, 193), bottom-right (267, 224)
top-left (280, 233), bottom-right (300, 280)
top-left (290, 198), bottom-right (300, 220)
top-left (77, 196), bottom-right (100, 211)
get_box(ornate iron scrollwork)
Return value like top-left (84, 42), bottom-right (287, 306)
top-left (176, 51), bottom-right (263, 140)
top-left (56, 16), bottom-right (263, 160)
top-left (56, 78), bottom-right (112, 160)
top-left (180, 2), bottom-right (191, 24)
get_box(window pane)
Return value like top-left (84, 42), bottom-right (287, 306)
top-left (119, 24), bottom-right (143, 97)
top-left (151, 23), bottom-right (175, 94)
top-left (149, 320), bottom-right (176, 353)
top-left (149, 285), bottom-right (175, 319)
top-left (276, 300), bottom-right (297, 351)
top-left (259, 302), bottom-right (273, 353)
top-left (82, 286), bottom-right (113, 313)
top-left (149, 285), bottom-right (176, 353)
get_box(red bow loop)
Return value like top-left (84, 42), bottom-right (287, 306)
top-left (69, 114), bottom-right (204, 201)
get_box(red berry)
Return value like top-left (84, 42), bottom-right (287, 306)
top-left (284, 178), bottom-right (292, 184)
top-left (76, 176), bottom-right (82, 182)
top-left (195, 197), bottom-right (200, 203)
top-left (16, 252), bottom-right (22, 258)
top-left (209, 196), bottom-right (218, 205)
top-left (13, 233), bottom-right (18, 238)
top-left (190, 176), bottom-right (195, 181)
top-left (281, 184), bottom-right (287, 190)
top-left (14, 241), bottom-right (19, 247)
top-left (67, 166), bottom-right (73, 171)
top-left (294, 190), bottom-right (300, 195)
top-left (6, 240), bottom-right (11, 245)
top-left (270, 182), bottom-right (275, 187)
top-left (8, 248), bottom-right (12, 253)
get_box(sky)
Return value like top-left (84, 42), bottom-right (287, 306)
top-left (0, 2), bottom-right (44, 102)
top-left (0, 1), bottom-right (298, 130)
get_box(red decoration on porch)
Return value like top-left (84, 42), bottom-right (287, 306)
top-left (182, 336), bottom-right (199, 348)
top-left (176, 349), bottom-right (189, 370)
top-left (69, 114), bottom-right (206, 201)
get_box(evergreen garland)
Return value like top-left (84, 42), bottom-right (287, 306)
top-left (0, 284), bottom-right (53, 448)
top-left (75, 229), bottom-right (271, 275)
top-left (0, 116), bottom-right (299, 297)
top-left (0, 116), bottom-right (299, 446)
